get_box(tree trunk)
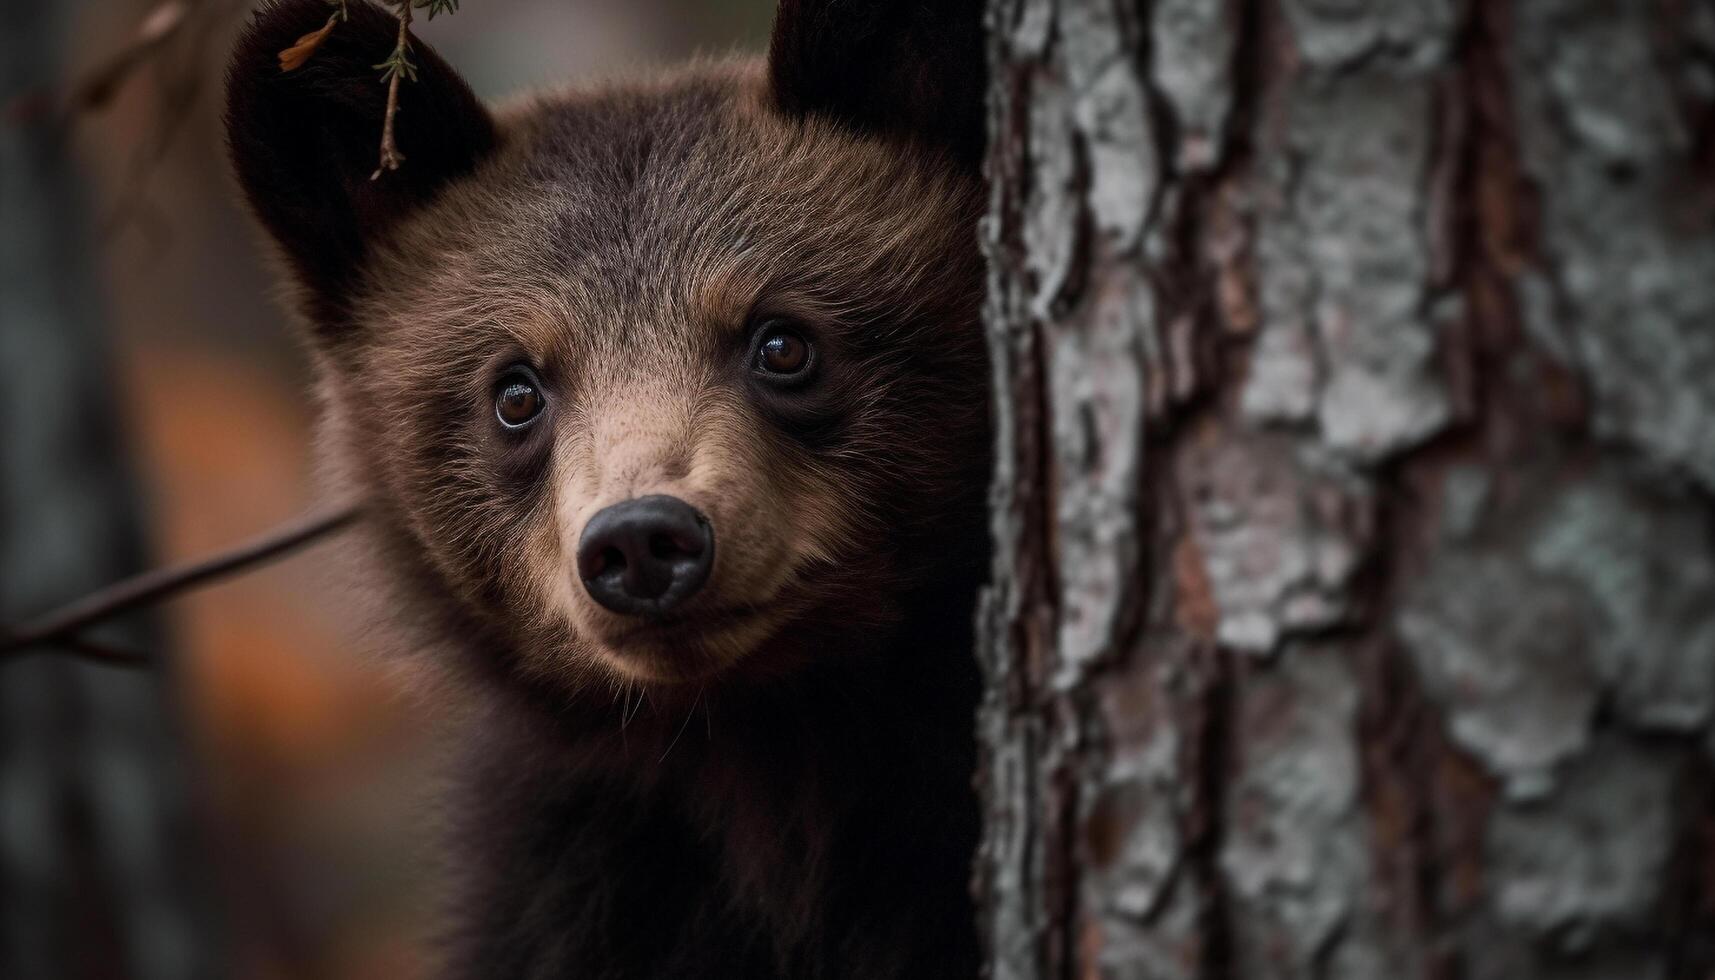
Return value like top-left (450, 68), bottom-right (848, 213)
top-left (1, 3), bottom-right (216, 977)
top-left (976, 1), bottom-right (1715, 978)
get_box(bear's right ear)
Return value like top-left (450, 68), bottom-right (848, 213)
top-left (225, 0), bottom-right (495, 319)
top-left (768, 0), bottom-right (985, 168)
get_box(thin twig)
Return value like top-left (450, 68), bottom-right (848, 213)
top-left (58, 635), bottom-right (156, 669)
top-left (371, 1), bottom-right (413, 179)
top-left (1, 505), bottom-right (363, 660)
top-left (100, 20), bottom-right (209, 243)
top-left (66, 0), bottom-right (195, 115)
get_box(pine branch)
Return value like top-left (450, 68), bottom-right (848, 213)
top-left (371, 0), bottom-right (415, 178)
top-left (415, 0), bottom-right (459, 19)
top-left (1, 505), bottom-right (363, 665)
top-left (276, 0), bottom-right (465, 180)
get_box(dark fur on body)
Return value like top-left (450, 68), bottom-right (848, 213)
top-left (227, 2), bottom-right (989, 976)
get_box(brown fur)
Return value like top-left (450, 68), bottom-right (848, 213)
top-left (340, 65), bottom-right (987, 689)
top-left (227, 2), bottom-right (989, 976)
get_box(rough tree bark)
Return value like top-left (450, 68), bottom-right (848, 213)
top-left (977, 1), bottom-right (1715, 978)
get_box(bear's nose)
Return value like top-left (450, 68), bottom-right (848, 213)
top-left (577, 495), bottom-right (713, 616)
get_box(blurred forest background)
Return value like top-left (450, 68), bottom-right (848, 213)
top-left (2, 2), bottom-right (770, 978)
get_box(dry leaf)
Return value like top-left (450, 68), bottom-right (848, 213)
top-left (279, 16), bottom-right (338, 72)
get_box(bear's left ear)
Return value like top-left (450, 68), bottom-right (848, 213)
top-left (225, 0), bottom-right (496, 320)
top-left (768, 0), bottom-right (985, 168)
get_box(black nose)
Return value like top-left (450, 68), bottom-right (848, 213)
top-left (577, 495), bottom-right (713, 615)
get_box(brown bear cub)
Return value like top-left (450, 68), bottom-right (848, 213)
top-left (226, 0), bottom-right (988, 975)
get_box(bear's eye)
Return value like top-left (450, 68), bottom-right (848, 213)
top-left (753, 325), bottom-right (812, 379)
top-left (494, 371), bottom-right (545, 429)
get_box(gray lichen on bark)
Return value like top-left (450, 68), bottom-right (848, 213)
top-left (1486, 736), bottom-right (1682, 956)
top-left (1400, 546), bottom-right (1603, 800)
top-left (1241, 7), bottom-right (1456, 463)
top-left (1401, 463), bottom-right (1715, 799)
top-left (1179, 433), bottom-right (1372, 654)
top-left (1511, 0), bottom-right (1715, 490)
top-left (1221, 649), bottom-right (1406, 980)
top-left (1150, 0), bottom-right (1235, 172)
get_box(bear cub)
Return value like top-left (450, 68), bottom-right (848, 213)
top-left (226, 1), bottom-right (989, 976)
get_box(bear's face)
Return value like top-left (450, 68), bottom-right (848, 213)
top-left (340, 75), bottom-right (986, 686)
top-left (227, 1), bottom-right (988, 691)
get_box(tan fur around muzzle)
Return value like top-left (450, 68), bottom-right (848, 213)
top-left (541, 375), bottom-right (843, 682)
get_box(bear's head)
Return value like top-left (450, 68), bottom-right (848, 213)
top-left (226, 0), bottom-right (988, 692)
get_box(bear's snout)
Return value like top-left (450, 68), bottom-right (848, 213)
top-left (576, 495), bottom-right (714, 616)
